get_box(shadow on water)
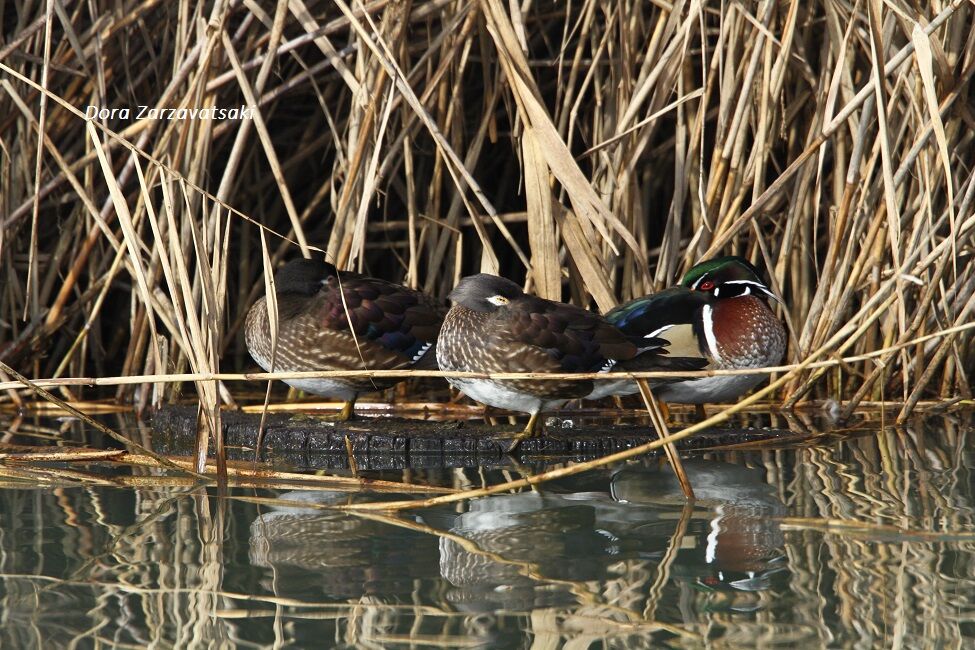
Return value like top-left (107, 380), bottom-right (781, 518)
top-left (0, 410), bottom-right (972, 647)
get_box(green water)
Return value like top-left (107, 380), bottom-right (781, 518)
top-left (0, 413), bottom-right (973, 648)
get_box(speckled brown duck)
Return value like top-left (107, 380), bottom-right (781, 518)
top-left (245, 257), bottom-right (445, 420)
top-left (436, 273), bottom-right (693, 450)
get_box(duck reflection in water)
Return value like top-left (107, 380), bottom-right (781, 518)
top-left (431, 493), bottom-right (618, 612)
top-left (432, 460), bottom-right (787, 611)
top-left (611, 460), bottom-right (788, 594)
top-left (249, 491), bottom-right (440, 600)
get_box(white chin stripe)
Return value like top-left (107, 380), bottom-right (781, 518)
top-left (702, 304), bottom-right (721, 361)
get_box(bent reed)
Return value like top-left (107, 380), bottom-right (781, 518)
top-left (1, 0), bottom-right (972, 427)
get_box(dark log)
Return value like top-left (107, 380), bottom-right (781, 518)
top-left (148, 405), bottom-right (808, 470)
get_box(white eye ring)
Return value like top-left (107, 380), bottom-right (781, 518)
top-left (487, 295), bottom-right (510, 306)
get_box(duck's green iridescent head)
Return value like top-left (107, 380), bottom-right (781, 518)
top-left (681, 256), bottom-right (778, 301)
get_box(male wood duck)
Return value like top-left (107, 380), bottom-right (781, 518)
top-left (436, 273), bottom-right (693, 450)
top-left (600, 256), bottom-right (786, 405)
top-left (245, 257), bottom-right (446, 420)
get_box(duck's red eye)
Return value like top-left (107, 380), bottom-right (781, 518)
top-left (698, 280), bottom-right (715, 291)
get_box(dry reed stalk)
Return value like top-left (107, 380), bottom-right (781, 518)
top-left (116, 453), bottom-right (455, 492)
top-left (636, 377), bottom-right (694, 499)
top-left (1, 319), bottom-right (970, 394)
top-left (0, 414), bottom-right (968, 647)
top-left (0, 357), bottom-right (205, 477)
top-left (0, 0), bottom-right (970, 466)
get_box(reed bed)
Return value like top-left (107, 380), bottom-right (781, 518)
top-left (0, 0), bottom-right (973, 432)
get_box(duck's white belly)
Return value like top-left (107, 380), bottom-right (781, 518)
top-left (248, 343), bottom-right (360, 401)
top-left (586, 378), bottom-right (641, 400)
top-left (585, 368), bottom-right (770, 404)
top-left (449, 378), bottom-right (564, 415)
top-left (654, 372), bottom-right (767, 404)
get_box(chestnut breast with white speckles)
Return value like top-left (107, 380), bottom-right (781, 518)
top-left (655, 296), bottom-right (785, 404)
top-left (711, 296), bottom-right (786, 369)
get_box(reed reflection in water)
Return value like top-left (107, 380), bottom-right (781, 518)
top-left (0, 414), bottom-right (971, 647)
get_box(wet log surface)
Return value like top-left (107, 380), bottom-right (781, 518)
top-left (149, 405), bottom-right (809, 470)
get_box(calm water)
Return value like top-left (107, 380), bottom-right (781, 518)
top-left (0, 412), bottom-right (973, 648)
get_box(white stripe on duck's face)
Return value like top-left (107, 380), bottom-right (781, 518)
top-left (693, 277), bottom-right (778, 301)
top-left (701, 304), bottom-right (722, 362)
top-left (718, 280), bottom-right (779, 301)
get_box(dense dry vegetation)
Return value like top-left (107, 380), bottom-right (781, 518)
top-left (1, 0), bottom-right (972, 422)
top-left (0, 5), bottom-right (974, 640)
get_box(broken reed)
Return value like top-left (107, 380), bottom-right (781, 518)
top-left (1, 0), bottom-right (973, 419)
